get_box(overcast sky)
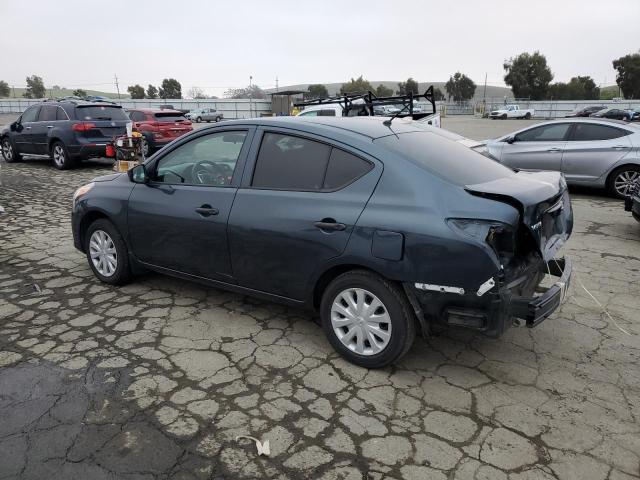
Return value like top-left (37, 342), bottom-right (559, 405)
top-left (1, 0), bottom-right (638, 97)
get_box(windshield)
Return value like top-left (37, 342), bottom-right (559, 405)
top-left (75, 106), bottom-right (128, 121)
top-left (376, 131), bottom-right (515, 186)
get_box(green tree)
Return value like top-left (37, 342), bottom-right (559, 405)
top-left (613, 51), bottom-right (640, 99)
top-left (375, 84), bottom-right (393, 97)
top-left (159, 78), bottom-right (182, 99)
top-left (547, 76), bottom-right (600, 100)
top-left (127, 84), bottom-right (145, 99)
top-left (0, 80), bottom-right (10, 98)
top-left (146, 84), bottom-right (158, 99)
top-left (306, 84), bottom-right (329, 99)
top-left (340, 76), bottom-right (373, 95)
top-left (433, 87), bottom-right (445, 101)
top-left (445, 72), bottom-right (477, 101)
top-left (23, 75), bottom-right (46, 99)
top-left (397, 77), bottom-right (419, 95)
top-left (503, 51), bottom-right (553, 100)
top-left (224, 85), bottom-right (267, 99)
top-left (72, 89), bottom-right (87, 98)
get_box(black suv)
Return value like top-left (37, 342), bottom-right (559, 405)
top-left (1, 101), bottom-right (129, 169)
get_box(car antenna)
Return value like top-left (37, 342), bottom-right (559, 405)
top-left (383, 104), bottom-right (410, 126)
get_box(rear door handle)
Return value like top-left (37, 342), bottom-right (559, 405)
top-left (547, 147), bottom-right (562, 152)
top-left (314, 220), bottom-right (346, 231)
top-left (613, 145), bottom-right (629, 150)
top-left (25, 126), bottom-right (31, 130)
top-left (47, 125), bottom-right (54, 129)
top-left (195, 205), bottom-right (219, 217)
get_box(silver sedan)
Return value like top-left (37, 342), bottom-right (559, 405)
top-left (484, 118), bottom-right (640, 198)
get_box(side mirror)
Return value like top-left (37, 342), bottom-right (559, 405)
top-left (506, 135), bottom-right (516, 144)
top-left (128, 164), bottom-right (148, 183)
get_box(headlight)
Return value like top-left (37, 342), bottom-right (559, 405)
top-left (73, 182), bottom-right (94, 204)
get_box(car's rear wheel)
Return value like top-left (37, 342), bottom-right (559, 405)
top-left (1, 137), bottom-right (20, 162)
top-left (216, 116), bottom-right (222, 122)
top-left (502, 114), bottom-right (507, 120)
top-left (85, 219), bottom-right (131, 285)
top-left (196, 116), bottom-right (202, 123)
top-left (525, 112), bottom-right (531, 119)
top-left (320, 270), bottom-right (416, 368)
top-left (51, 141), bottom-right (74, 170)
top-left (608, 165), bottom-right (640, 198)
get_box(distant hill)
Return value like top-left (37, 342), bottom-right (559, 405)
top-left (0, 87), bottom-right (128, 99)
top-left (267, 81), bottom-right (512, 101)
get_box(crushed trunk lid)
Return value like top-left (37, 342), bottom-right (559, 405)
top-left (465, 171), bottom-right (573, 261)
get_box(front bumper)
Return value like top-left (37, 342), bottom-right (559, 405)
top-left (406, 257), bottom-right (572, 337)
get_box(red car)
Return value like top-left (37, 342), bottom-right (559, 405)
top-left (126, 108), bottom-right (193, 156)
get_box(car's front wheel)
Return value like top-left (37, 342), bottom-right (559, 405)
top-left (51, 141), bottom-right (74, 170)
top-left (85, 219), bottom-right (131, 285)
top-left (320, 270), bottom-right (416, 368)
top-left (1, 137), bottom-right (20, 162)
top-left (196, 116), bottom-right (202, 123)
top-left (608, 165), bottom-right (640, 199)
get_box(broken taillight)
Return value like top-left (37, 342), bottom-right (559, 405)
top-left (447, 219), bottom-right (516, 266)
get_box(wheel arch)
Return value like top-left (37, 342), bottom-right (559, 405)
top-left (78, 209), bottom-right (111, 251)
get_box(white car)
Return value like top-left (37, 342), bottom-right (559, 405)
top-left (489, 104), bottom-right (534, 120)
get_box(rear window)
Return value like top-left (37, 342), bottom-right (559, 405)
top-left (153, 112), bottom-right (187, 122)
top-left (75, 106), bottom-right (129, 121)
top-left (376, 131), bottom-right (515, 186)
top-left (572, 123), bottom-right (628, 141)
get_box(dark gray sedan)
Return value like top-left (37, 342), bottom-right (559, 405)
top-left (71, 117), bottom-right (572, 367)
top-left (484, 118), bottom-right (640, 198)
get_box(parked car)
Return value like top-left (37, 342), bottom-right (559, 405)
top-left (590, 107), bottom-right (633, 121)
top-left (484, 118), bottom-right (640, 198)
top-left (187, 108), bottom-right (224, 123)
top-left (565, 105), bottom-right (606, 117)
top-left (158, 104), bottom-right (191, 115)
top-left (624, 179), bottom-right (640, 221)
top-left (0, 101), bottom-right (129, 169)
top-left (85, 95), bottom-right (116, 104)
top-left (71, 117), bottom-right (572, 367)
top-left (127, 108), bottom-right (193, 156)
top-left (297, 105), bottom-right (342, 117)
top-left (489, 105), bottom-right (534, 119)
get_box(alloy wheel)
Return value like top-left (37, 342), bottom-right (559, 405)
top-left (89, 230), bottom-right (117, 277)
top-left (53, 145), bottom-right (66, 167)
top-left (2, 140), bottom-right (13, 161)
top-left (614, 170), bottom-right (639, 197)
top-left (141, 138), bottom-right (149, 157)
top-left (330, 288), bottom-right (392, 355)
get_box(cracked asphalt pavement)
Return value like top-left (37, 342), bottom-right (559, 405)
top-left (1, 133), bottom-right (640, 479)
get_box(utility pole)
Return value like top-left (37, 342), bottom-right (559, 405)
top-left (114, 74), bottom-right (121, 99)
top-left (276, 76), bottom-right (279, 93)
top-left (249, 75), bottom-right (253, 118)
top-left (482, 73), bottom-right (487, 105)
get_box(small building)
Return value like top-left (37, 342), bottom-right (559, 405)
top-left (269, 90), bottom-right (306, 116)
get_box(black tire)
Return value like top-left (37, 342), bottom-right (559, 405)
top-left (216, 116), bottom-right (222, 122)
top-left (1, 137), bottom-right (21, 162)
top-left (320, 270), bottom-right (416, 368)
top-left (607, 165), bottom-right (640, 199)
top-left (196, 116), bottom-right (202, 123)
top-left (502, 114), bottom-right (507, 120)
top-left (50, 141), bottom-right (75, 170)
top-left (524, 112), bottom-right (531, 120)
top-left (85, 219), bottom-right (131, 285)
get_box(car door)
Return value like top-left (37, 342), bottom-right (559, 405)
top-left (228, 129), bottom-right (381, 300)
top-left (127, 127), bottom-right (255, 282)
top-left (33, 105), bottom-right (58, 154)
top-left (561, 122), bottom-right (633, 182)
top-left (499, 123), bottom-right (571, 172)
top-left (13, 105), bottom-right (40, 154)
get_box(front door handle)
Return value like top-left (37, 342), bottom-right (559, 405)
top-left (24, 126), bottom-right (31, 130)
top-left (613, 145), bottom-right (629, 150)
top-left (547, 147), bottom-right (562, 152)
top-left (314, 220), bottom-right (346, 231)
top-left (195, 205), bottom-right (219, 217)
top-left (47, 125), bottom-right (54, 129)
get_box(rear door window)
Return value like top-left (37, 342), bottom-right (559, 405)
top-left (252, 133), bottom-right (331, 190)
top-left (571, 123), bottom-right (628, 141)
top-left (515, 124), bottom-right (571, 142)
top-left (75, 106), bottom-right (129, 121)
top-left (56, 107), bottom-right (69, 120)
top-left (37, 105), bottom-right (58, 122)
top-left (323, 148), bottom-right (373, 190)
top-left (129, 111), bottom-right (145, 122)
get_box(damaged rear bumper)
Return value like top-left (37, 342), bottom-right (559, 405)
top-left (405, 257), bottom-right (572, 337)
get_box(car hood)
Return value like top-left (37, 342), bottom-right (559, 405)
top-left (465, 170), bottom-right (573, 261)
top-left (93, 172), bottom-right (124, 183)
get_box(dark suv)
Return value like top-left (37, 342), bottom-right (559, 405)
top-left (71, 117), bottom-right (573, 368)
top-left (1, 101), bottom-right (129, 169)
